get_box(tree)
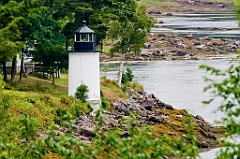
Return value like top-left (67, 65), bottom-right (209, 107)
top-left (0, 0), bottom-right (42, 82)
top-left (108, 3), bottom-right (153, 87)
top-left (23, 13), bottom-right (66, 46)
top-left (31, 44), bottom-right (68, 84)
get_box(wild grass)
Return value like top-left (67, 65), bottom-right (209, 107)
top-left (100, 77), bottom-right (129, 101)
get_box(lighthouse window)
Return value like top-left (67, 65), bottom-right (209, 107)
top-left (89, 34), bottom-right (93, 41)
top-left (76, 34), bottom-right (80, 42)
top-left (80, 34), bottom-right (88, 42)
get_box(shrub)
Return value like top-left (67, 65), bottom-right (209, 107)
top-left (74, 84), bottom-right (89, 102)
top-left (121, 67), bottom-right (134, 84)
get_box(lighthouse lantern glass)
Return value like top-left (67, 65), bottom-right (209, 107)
top-left (80, 34), bottom-right (88, 42)
top-left (89, 34), bottom-right (93, 41)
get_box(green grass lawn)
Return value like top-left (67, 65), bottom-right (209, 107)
top-left (5, 74), bottom-right (68, 100)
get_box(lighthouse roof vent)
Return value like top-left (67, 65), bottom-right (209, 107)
top-left (75, 20), bottom-right (94, 33)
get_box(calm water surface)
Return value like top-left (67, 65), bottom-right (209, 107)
top-left (100, 59), bottom-right (238, 158)
top-left (152, 12), bottom-right (240, 39)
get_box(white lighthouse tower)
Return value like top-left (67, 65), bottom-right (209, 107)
top-left (68, 21), bottom-right (100, 112)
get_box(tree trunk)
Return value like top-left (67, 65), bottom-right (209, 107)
top-left (118, 53), bottom-right (124, 87)
top-left (2, 62), bottom-right (8, 82)
top-left (52, 71), bottom-right (55, 84)
top-left (58, 68), bottom-right (61, 78)
top-left (19, 53), bottom-right (24, 82)
top-left (11, 56), bottom-right (17, 82)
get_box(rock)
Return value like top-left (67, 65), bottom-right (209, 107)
top-left (195, 44), bottom-right (205, 50)
top-left (149, 115), bottom-right (164, 123)
top-left (193, 41), bottom-right (202, 45)
top-left (144, 43), bottom-right (152, 49)
top-left (204, 36), bottom-right (212, 41)
top-left (56, 88), bottom-right (224, 149)
top-left (176, 115), bottom-right (183, 118)
top-left (156, 101), bottom-right (166, 108)
top-left (185, 33), bottom-right (193, 39)
top-left (148, 11), bottom-right (162, 15)
top-left (166, 13), bottom-right (173, 16)
top-left (178, 43), bottom-right (187, 48)
top-left (176, 51), bottom-right (187, 56)
top-left (198, 141), bottom-right (209, 148)
top-left (79, 128), bottom-right (95, 138)
top-left (195, 115), bottom-right (204, 121)
top-left (165, 104), bottom-right (173, 110)
top-left (158, 19), bottom-right (164, 24)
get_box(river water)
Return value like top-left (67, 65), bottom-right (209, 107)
top-left (151, 12), bottom-right (240, 39)
top-left (100, 59), bottom-right (238, 158)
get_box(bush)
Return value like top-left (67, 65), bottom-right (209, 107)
top-left (121, 67), bottom-right (134, 84)
top-left (74, 84), bottom-right (89, 102)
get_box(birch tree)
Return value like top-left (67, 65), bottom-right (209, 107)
top-left (108, 3), bottom-right (153, 87)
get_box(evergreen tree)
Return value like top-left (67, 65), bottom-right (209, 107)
top-left (0, 0), bottom-right (42, 81)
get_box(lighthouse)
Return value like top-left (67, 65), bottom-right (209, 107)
top-left (68, 21), bottom-right (100, 112)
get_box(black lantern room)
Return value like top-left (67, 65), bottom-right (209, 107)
top-left (74, 21), bottom-right (95, 52)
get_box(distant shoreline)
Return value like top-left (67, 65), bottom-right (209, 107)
top-left (100, 54), bottom-right (238, 64)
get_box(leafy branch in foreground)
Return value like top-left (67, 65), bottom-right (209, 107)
top-left (200, 55), bottom-right (240, 159)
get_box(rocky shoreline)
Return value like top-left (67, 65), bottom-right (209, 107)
top-left (59, 90), bottom-right (225, 150)
top-left (101, 34), bottom-right (239, 62)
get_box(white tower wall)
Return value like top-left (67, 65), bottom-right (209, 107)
top-left (68, 52), bottom-right (100, 111)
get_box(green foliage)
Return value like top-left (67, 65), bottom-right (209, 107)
top-left (6, 81), bottom-right (49, 92)
top-left (60, 96), bottom-right (91, 116)
top-left (107, 3), bottom-right (153, 86)
top-left (200, 55), bottom-right (240, 159)
top-left (32, 44), bottom-right (68, 74)
top-left (0, 76), bottom-right (91, 158)
top-left (102, 64), bottom-right (109, 75)
top-left (233, 0), bottom-right (240, 26)
top-left (122, 67), bottom-right (134, 84)
top-left (74, 84), bottom-right (89, 102)
top-left (0, 74), bottom-right (5, 90)
top-left (108, 3), bottom-right (153, 55)
top-left (24, 13), bottom-right (66, 45)
top-left (100, 90), bottom-right (111, 110)
top-left (101, 78), bottom-right (129, 100)
top-left (0, 72), bottom-right (200, 159)
top-left (124, 81), bottom-right (144, 92)
top-left (0, 0), bottom-right (43, 81)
